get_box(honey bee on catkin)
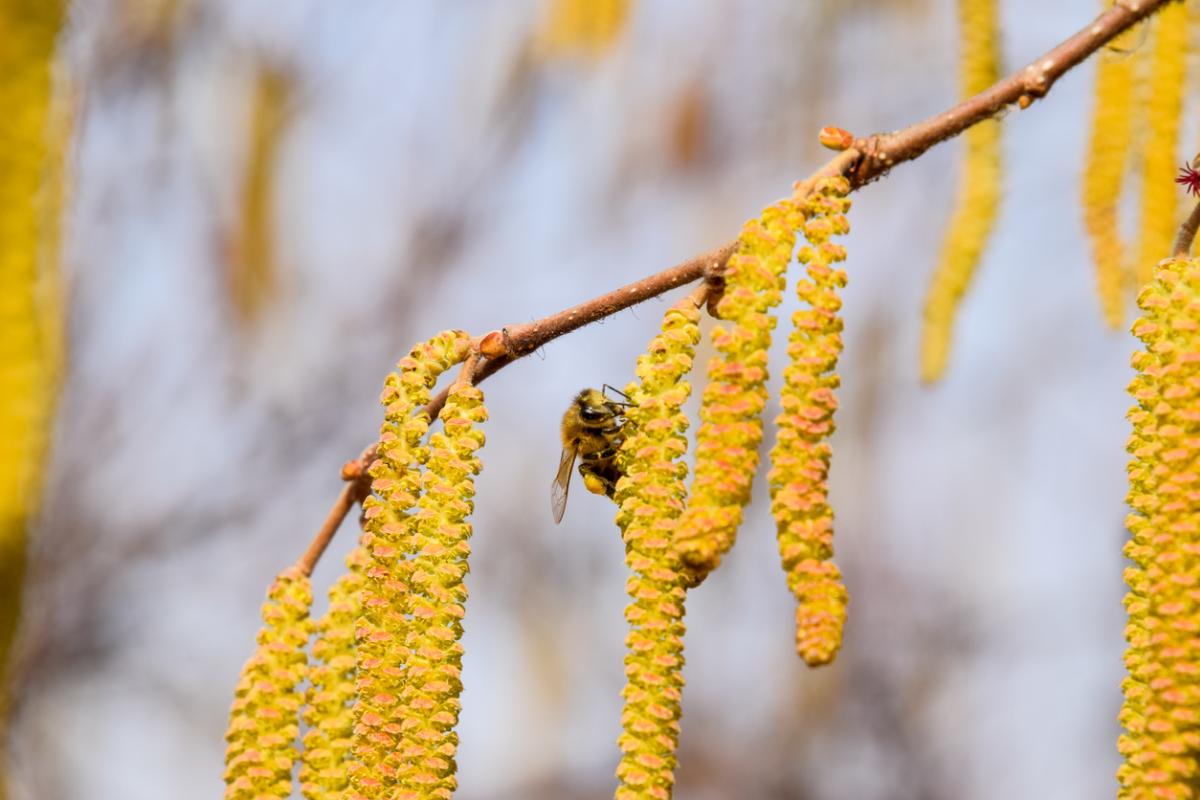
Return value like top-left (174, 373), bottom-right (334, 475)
top-left (551, 386), bottom-right (628, 523)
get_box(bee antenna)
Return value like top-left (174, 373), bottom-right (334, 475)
top-left (602, 384), bottom-right (632, 405)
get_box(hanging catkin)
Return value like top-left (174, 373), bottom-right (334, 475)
top-left (919, 0), bottom-right (1002, 382)
top-left (613, 291), bottom-right (702, 800)
top-left (1133, 1), bottom-right (1187, 284)
top-left (1081, 17), bottom-right (1141, 328)
top-left (769, 177), bottom-right (852, 668)
top-left (1119, 256), bottom-right (1200, 797)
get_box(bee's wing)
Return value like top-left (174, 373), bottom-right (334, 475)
top-left (551, 445), bottom-right (578, 525)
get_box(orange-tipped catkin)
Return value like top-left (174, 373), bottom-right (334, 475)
top-left (920, 0), bottom-right (1001, 382)
top-left (612, 293), bottom-right (702, 800)
top-left (1134, 1), bottom-right (1187, 285)
top-left (392, 380), bottom-right (487, 800)
top-left (1119, 257), bottom-right (1200, 797)
top-left (674, 200), bottom-right (803, 585)
top-left (301, 547), bottom-right (367, 800)
top-left (352, 330), bottom-right (471, 800)
top-left (769, 177), bottom-right (851, 668)
top-left (223, 567), bottom-right (313, 800)
top-left (1081, 19), bottom-right (1139, 328)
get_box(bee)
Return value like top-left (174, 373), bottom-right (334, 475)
top-left (551, 386), bottom-right (629, 524)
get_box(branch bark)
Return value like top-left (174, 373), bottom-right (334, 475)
top-left (1174, 199), bottom-right (1200, 258)
top-left (305, 0), bottom-right (1176, 568)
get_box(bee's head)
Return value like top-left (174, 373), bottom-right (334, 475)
top-left (577, 387), bottom-right (606, 406)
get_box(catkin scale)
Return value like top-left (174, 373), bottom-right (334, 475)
top-left (919, 0), bottom-right (1001, 382)
top-left (613, 296), bottom-right (702, 800)
top-left (769, 177), bottom-right (852, 667)
top-left (1119, 257), bottom-right (1200, 798)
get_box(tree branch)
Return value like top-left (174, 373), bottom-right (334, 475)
top-left (1174, 199), bottom-right (1200, 258)
top-left (305, 0), bottom-right (1176, 569)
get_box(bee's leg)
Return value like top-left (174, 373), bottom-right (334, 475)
top-left (581, 470), bottom-right (617, 498)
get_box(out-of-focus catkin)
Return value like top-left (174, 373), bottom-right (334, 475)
top-left (1134, 2), bottom-right (1186, 284)
top-left (769, 177), bottom-right (851, 668)
top-left (920, 0), bottom-right (1001, 382)
top-left (352, 330), bottom-right (471, 799)
top-left (228, 66), bottom-right (290, 324)
top-left (223, 567), bottom-right (313, 800)
top-left (1081, 19), bottom-right (1140, 328)
top-left (301, 547), bottom-right (367, 800)
top-left (537, 0), bottom-right (629, 58)
top-left (612, 292), bottom-right (701, 800)
top-left (673, 201), bottom-right (801, 586)
top-left (1119, 256), bottom-right (1200, 798)
top-left (392, 380), bottom-right (486, 800)
top-left (0, 1), bottom-right (68, 747)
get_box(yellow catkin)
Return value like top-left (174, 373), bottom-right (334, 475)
top-left (537, 0), bottom-right (630, 59)
top-left (919, 0), bottom-right (1002, 382)
top-left (769, 177), bottom-right (852, 668)
top-left (301, 547), bottom-right (368, 800)
top-left (350, 330), bottom-right (470, 800)
top-left (673, 201), bottom-right (802, 586)
top-left (612, 294), bottom-right (702, 800)
top-left (1119, 256), bottom-right (1200, 799)
top-left (1081, 19), bottom-right (1140, 328)
top-left (1134, 1), bottom-right (1187, 285)
top-left (223, 567), bottom-right (314, 800)
top-left (0, 0), bottom-right (67, 774)
top-left (392, 380), bottom-right (487, 800)
top-left (229, 66), bottom-right (289, 323)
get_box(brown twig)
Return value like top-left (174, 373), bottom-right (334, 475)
top-left (300, 0), bottom-right (1175, 571)
top-left (1174, 199), bottom-right (1200, 258)
top-left (296, 482), bottom-right (361, 577)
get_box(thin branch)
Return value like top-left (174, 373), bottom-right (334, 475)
top-left (297, 483), bottom-right (361, 577)
top-left (1174, 199), bottom-right (1200, 258)
top-left (300, 0), bottom-right (1175, 571)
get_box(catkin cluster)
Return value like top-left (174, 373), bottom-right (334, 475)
top-left (1120, 256), bottom-right (1200, 798)
top-left (223, 567), bottom-right (313, 800)
top-left (613, 295), bottom-right (702, 800)
top-left (674, 201), bottom-right (802, 585)
top-left (919, 0), bottom-right (1001, 382)
top-left (769, 177), bottom-right (851, 668)
top-left (353, 330), bottom-right (472, 798)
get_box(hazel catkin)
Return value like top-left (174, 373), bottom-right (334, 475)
top-left (769, 177), bottom-right (852, 668)
top-left (613, 292), bottom-right (702, 800)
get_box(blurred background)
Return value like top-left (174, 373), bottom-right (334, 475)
top-left (7, 0), bottom-right (1157, 798)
